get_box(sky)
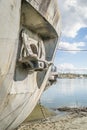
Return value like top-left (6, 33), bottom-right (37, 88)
top-left (54, 0), bottom-right (87, 74)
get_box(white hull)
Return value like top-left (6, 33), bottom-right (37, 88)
top-left (0, 0), bottom-right (60, 129)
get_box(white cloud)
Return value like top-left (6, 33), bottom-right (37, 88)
top-left (57, 63), bottom-right (75, 70)
top-left (58, 42), bottom-right (85, 54)
top-left (58, 0), bottom-right (87, 38)
top-left (57, 63), bottom-right (87, 74)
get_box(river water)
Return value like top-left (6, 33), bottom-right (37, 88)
top-left (41, 78), bottom-right (87, 108)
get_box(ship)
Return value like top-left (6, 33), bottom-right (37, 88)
top-left (0, 0), bottom-right (60, 129)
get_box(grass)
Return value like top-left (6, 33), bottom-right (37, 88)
top-left (24, 103), bottom-right (56, 122)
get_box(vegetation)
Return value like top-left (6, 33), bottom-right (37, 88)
top-left (24, 104), bottom-right (55, 122)
top-left (58, 73), bottom-right (87, 79)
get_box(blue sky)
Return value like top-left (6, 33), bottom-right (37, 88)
top-left (54, 0), bottom-right (87, 74)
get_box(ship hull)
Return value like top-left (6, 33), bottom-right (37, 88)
top-left (0, 0), bottom-right (60, 129)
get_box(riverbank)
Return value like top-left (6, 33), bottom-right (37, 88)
top-left (58, 73), bottom-right (87, 79)
top-left (17, 106), bottom-right (87, 130)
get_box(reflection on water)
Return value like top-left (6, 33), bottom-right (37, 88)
top-left (41, 79), bottom-right (87, 108)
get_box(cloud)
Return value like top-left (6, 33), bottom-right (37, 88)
top-left (57, 63), bottom-right (87, 74)
top-left (58, 42), bottom-right (85, 54)
top-left (57, 63), bottom-right (75, 70)
top-left (58, 0), bottom-right (87, 38)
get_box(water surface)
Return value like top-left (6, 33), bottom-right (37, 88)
top-left (41, 79), bottom-right (87, 108)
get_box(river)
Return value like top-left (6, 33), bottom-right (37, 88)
top-left (41, 78), bottom-right (87, 108)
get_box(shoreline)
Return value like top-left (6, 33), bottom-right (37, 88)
top-left (17, 106), bottom-right (87, 130)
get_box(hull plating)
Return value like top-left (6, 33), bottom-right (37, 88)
top-left (0, 0), bottom-right (60, 129)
